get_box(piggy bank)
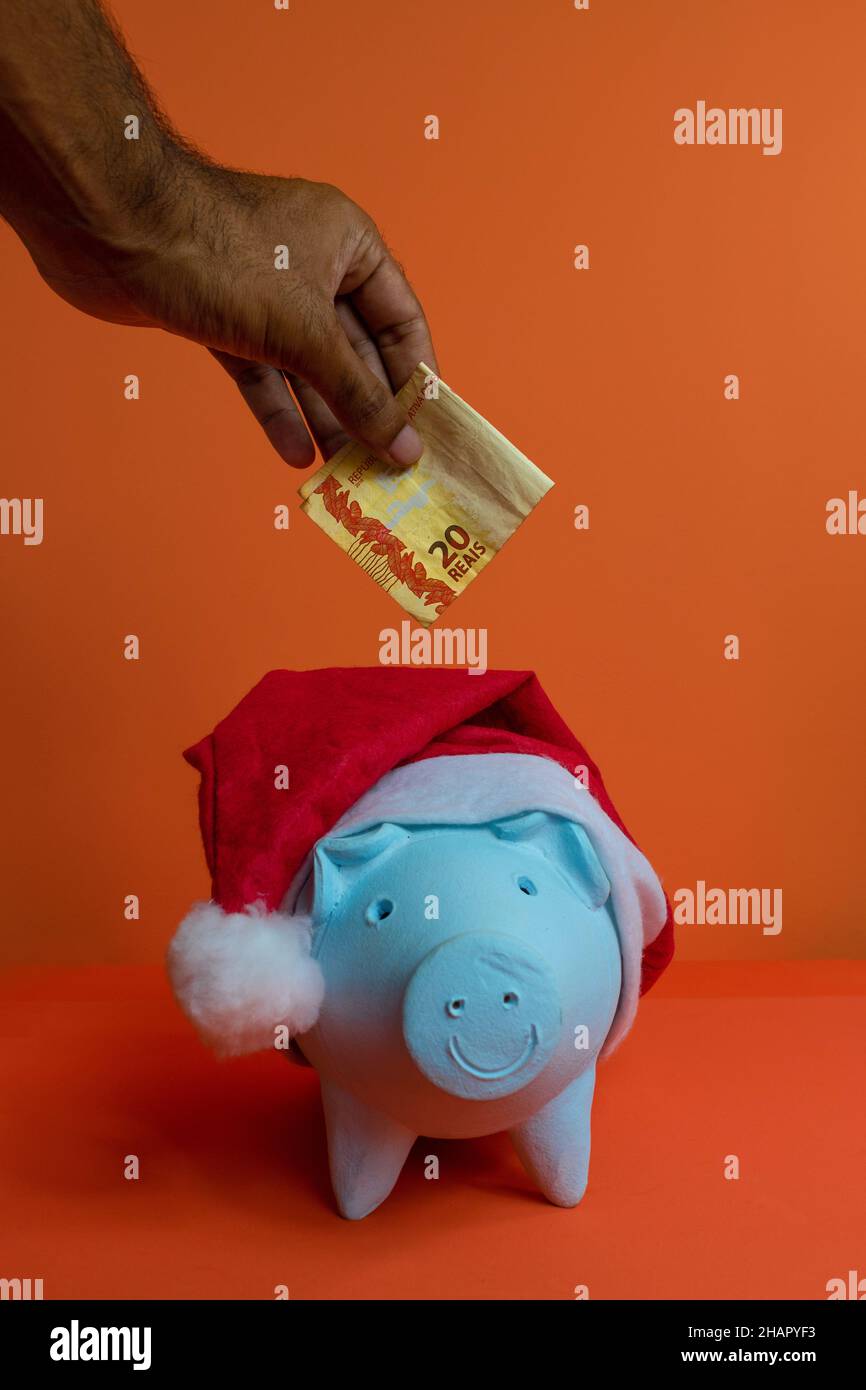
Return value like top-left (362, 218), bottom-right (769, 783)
top-left (289, 812), bottom-right (621, 1219)
top-left (167, 671), bottom-right (671, 1221)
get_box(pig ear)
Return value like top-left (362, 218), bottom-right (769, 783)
top-left (312, 823), bottom-right (409, 926)
top-left (493, 812), bottom-right (611, 910)
top-left (555, 823), bottom-right (611, 909)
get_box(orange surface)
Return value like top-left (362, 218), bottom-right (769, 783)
top-left (1, 0), bottom-right (866, 971)
top-left (1, 960), bottom-right (863, 1300)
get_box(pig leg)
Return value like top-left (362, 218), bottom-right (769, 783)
top-left (320, 1080), bottom-right (417, 1220)
top-left (509, 1065), bottom-right (596, 1207)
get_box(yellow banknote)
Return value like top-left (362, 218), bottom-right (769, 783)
top-left (298, 363), bottom-right (553, 626)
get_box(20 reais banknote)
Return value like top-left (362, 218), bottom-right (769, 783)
top-left (298, 363), bottom-right (553, 626)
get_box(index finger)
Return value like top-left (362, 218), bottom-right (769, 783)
top-left (348, 251), bottom-right (439, 392)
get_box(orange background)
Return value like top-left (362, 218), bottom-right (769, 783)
top-left (2, 0), bottom-right (865, 968)
top-left (2, 0), bottom-right (865, 1305)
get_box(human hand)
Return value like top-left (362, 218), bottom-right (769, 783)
top-left (29, 167), bottom-right (436, 468)
top-left (0, 0), bottom-right (436, 467)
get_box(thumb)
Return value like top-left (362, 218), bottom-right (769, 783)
top-left (299, 318), bottom-right (425, 467)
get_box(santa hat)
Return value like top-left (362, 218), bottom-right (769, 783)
top-left (167, 669), bottom-right (673, 1059)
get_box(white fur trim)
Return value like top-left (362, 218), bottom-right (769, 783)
top-left (283, 753), bottom-right (667, 1056)
top-left (167, 902), bottom-right (325, 1058)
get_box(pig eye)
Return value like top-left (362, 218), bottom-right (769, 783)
top-left (365, 898), bottom-right (394, 926)
top-left (517, 876), bottom-right (537, 896)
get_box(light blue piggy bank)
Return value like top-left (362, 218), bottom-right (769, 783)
top-left (169, 676), bottom-right (670, 1221)
top-left (290, 812), bottom-right (622, 1220)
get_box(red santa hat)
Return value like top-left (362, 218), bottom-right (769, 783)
top-left (167, 669), bottom-right (673, 1059)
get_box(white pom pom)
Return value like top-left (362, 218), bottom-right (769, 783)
top-left (167, 901), bottom-right (325, 1058)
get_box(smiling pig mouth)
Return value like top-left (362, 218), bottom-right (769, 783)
top-left (447, 1025), bottom-right (539, 1080)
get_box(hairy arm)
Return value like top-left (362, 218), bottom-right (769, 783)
top-left (0, 0), bottom-right (434, 466)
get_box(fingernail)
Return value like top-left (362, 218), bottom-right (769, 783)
top-left (387, 424), bottom-right (424, 466)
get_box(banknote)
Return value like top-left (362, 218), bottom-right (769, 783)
top-left (298, 362), bottom-right (553, 626)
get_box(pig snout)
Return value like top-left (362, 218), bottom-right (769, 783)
top-left (401, 932), bottom-right (561, 1100)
